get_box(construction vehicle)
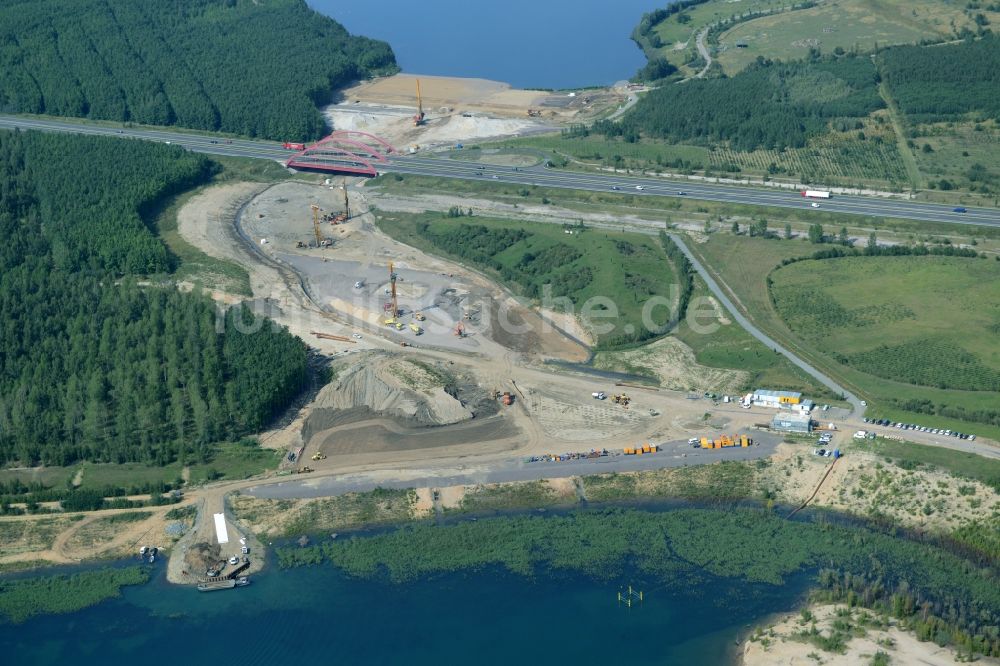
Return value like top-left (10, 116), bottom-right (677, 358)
top-left (283, 142), bottom-right (305, 151)
top-left (408, 323), bottom-right (423, 335)
top-left (310, 331), bottom-right (356, 343)
top-left (400, 341), bottom-right (411, 348)
top-left (413, 79), bottom-right (425, 126)
top-left (697, 434), bottom-right (752, 449)
top-left (414, 312), bottom-right (426, 321)
top-left (501, 391), bottom-right (514, 406)
top-left (311, 452), bottom-right (327, 461)
top-left (611, 393), bottom-right (631, 408)
top-left (295, 240), bottom-right (306, 248)
top-left (454, 322), bottom-right (466, 337)
top-left (296, 466), bottom-right (313, 474)
top-left (526, 109), bottom-right (542, 117)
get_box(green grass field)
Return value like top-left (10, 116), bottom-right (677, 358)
top-left (771, 256), bottom-right (1000, 391)
top-left (672, 278), bottom-right (838, 398)
top-left (1, 439), bottom-right (280, 498)
top-left (690, 234), bottom-right (1000, 437)
top-left (715, 0), bottom-right (995, 74)
top-left (909, 120), bottom-right (1000, 199)
top-left (643, 0), bottom-right (790, 73)
top-left (376, 211), bottom-right (680, 347)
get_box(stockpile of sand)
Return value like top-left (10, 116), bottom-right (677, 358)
top-left (306, 352), bottom-right (473, 432)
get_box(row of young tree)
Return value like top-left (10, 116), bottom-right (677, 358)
top-left (0, 130), bottom-right (309, 465)
top-left (613, 55), bottom-right (883, 151)
top-left (879, 34), bottom-right (1000, 122)
top-left (0, 0), bottom-right (396, 140)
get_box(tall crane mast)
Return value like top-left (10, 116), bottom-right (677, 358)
top-left (311, 204), bottom-right (322, 247)
top-left (413, 79), bottom-right (425, 126)
top-left (343, 186), bottom-right (350, 220)
top-left (388, 261), bottom-right (399, 318)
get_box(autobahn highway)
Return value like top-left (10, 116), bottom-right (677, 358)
top-left (2, 113), bottom-right (999, 228)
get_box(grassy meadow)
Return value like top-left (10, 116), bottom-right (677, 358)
top-left (771, 256), bottom-right (1000, 391)
top-left (690, 233), bottom-right (1000, 436)
top-left (376, 211), bottom-right (681, 347)
top-left (715, 0), bottom-right (985, 74)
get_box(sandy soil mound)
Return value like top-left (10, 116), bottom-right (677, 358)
top-left (593, 337), bottom-right (749, 394)
top-left (306, 352), bottom-right (474, 432)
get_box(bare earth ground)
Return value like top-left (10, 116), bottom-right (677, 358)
top-left (742, 603), bottom-right (999, 666)
top-left (324, 73), bottom-right (625, 151)
top-left (592, 336), bottom-right (750, 394)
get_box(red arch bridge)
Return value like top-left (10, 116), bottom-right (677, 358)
top-left (284, 131), bottom-right (397, 176)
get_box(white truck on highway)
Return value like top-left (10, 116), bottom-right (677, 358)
top-left (801, 190), bottom-right (832, 199)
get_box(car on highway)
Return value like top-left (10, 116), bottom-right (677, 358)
top-left (810, 202), bottom-right (820, 208)
top-left (635, 185), bottom-right (644, 191)
top-left (611, 186), bottom-right (620, 191)
top-left (677, 191), bottom-right (687, 195)
top-left (953, 207), bottom-right (967, 213)
top-left (491, 175), bottom-right (499, 179)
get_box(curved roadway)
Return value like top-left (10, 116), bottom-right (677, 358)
top-left (1, 114), bottom-right (999, 228)
top-left (667, 233), bottom-right (863, 415)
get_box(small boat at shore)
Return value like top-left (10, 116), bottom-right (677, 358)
top-left (197, 576), bottom-right (250, 592)
top-left (197, 579), bottom-right (236, 592)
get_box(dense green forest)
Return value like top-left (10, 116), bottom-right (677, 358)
top-left (611, 54), bottom-right (882, 150)
top-left (0, 0), bottom-right (396, 140)
top-left (880, 35), bottom-right (1000, 121)
top-left (277, 508), bottom-right (1000, 657)
top-left (0, 130), bottom-right (309, 465)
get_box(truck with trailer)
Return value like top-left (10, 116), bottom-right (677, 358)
top-left (801, 190), bottom-right (832, 199)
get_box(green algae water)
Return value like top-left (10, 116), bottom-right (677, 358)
top-left (5, 506), bottom-right (998, 664)
top-left (0, 560), bottom-right (813, 665)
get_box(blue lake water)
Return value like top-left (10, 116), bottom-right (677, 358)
top-left (311, 0), bottom-right (666, 89)
top-left (0, 556), bottom-right (814, 665)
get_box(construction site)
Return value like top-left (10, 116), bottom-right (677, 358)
top-left (323, 73), bottom-right (628, 152)
top-left (172, 169), bottom-right (800, 481)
